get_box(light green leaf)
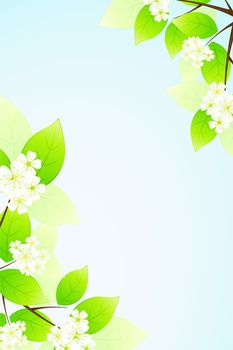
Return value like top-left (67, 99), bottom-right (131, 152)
top-left (167, 81), bottom-right (208, 112)
top-left (56, 266), bottom-right (88, 306)
top-left (22, 119), bottom-right (65, 185)
top-left (0, 269), bottom-right (47, 306)
top-left (100, 0), bottom-right (143, 29)
top-left (220, 123), bottom-right (233, 156)
top-left (196, 8), bottom-right (217, 21)
top-left (0, 149), bottom-right (10, 167)
top-left (0, 97), bottom-right (32, 160)
top-left (135, 5), bottom-right (167, 45)
top-left (173, 13), bottom-right (217, 38)
top-left (36, 255), bottom-right (63, 304)
top-left (165, 23), bottom-right (187, 59)
top-left (75, 297), bottom-right (119, 334)
top-left (201, 42), bottom-right (231, 83)
top-left (32, 224), bottom-right (58, 253)
top-left (93, 317), bottom-right (148, 350)
top-left (0, 313), bottom-right (6, 326)
top-left (0, 210), bottom-right (31, 262)
top-left (28, 184), bottom-right (79, 225)
top-left (191, 110), bottom-right (216, 151)
top-left (179, 59), bottom-right (201, 81)
top-left (10, 309), bottom-right (52, 342)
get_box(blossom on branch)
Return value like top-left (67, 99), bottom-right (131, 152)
top-left (0, 151), bottom-right (45, 214)
top-left (142, 0), bottom-right (170, 22)
top-left (0, 321), bottom-right (27, 350)
top-left (181, 37), bottom-right (214, 68)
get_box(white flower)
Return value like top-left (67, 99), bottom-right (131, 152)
top-left (0, 322), bottom-right (27, 350)
top-left (26, 175), bottom-right (45, 202)
top-left (143, 0), bottom-right (170, 22)
top-left (8, 191), bottom-right (32, 215)
top-left (0, 151), bottom-right (45, 215)
top-left (200, 82), bottom-right (233, 134)
top-left (48, 311), bottom-right (94, 350)
top-left (181, 37), bottom-right (214, 68)
top-left (9, 239), bottom-right (49, 277)
top-left (16, 151), bottom-right (41, 174)
top-left (0, 162), bottom-right (31, 195)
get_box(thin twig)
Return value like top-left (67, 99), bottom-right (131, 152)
top-left (225, 0), bottom-right (233, 11)
top-left (2, 296), bottom-right (10, 324)
top-left (207, 22), bottom-right (233, 45)
top-left (225, 24), bottom-right (233, 84)
top-left (178, 0), bottom-right (233, 16)
top-left (175, 4), bottom-right (202, 18)
top-left (31, 306), bottom-right (67, 311)
top-left (0, 260), bottom-right (16, 270)
top-left (23, 305), bottom-right (56, 327)
top-left (0, 206), bottom-right (8, 227)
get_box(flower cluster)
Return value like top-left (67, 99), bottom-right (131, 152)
top-left (0, 151), bottom-right (45, 214)
top-left (181, 37), bottom-right (214, 68)
top-left (48, 310), bottom-right (96, 350)
top-left (200, 82), bottom-right (233, 134)
top-left (142, 0), bottom-right (170, 22)
top-left (0, 322), bottom-right (27, 350)
top-left (9, 237), bottom-right (49, 276)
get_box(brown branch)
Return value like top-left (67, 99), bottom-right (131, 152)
top-left (0, 260), bottom-right (16, 270)
top-left (31, 306), bottom-right (67, 311)
top-left (175, 3), bottom-right (202, 18)
top-left (225, 0), bottom-right (233, 11)
top-left (225, 25), bottom-right (233, 84)
top-left (0, 206), bottom-right (8, 227)
top-left (230, 56), bottom-right (233, 64)
top-left (23, 305), bottom-right (56, 327)
top-left (178, 0), bottom-right (233, 16)
top-left (2, 296), bottom-right (10, 324)
top-left (207, 22), bottom-right (233, 45)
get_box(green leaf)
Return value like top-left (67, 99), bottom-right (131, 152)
top-left (10, 309), bottom-right (52, 342)
top-left (173, 13), bottom-right (217, 39)
top-left (167, 81), bottom-right (208, 112)
top-left (0, 97), bottom-right (32, 160)
top-left (75, 297), bottom-right (119, 334)
top-left (191, 110), bottom-right (216, 151)
top-left (22, 119), bottom-right (65, 185)
top-left (0, 149), bottom-right (10, 167)
top-left (56, 266), bottom-right (88, 306)
top-left (0, 210), bottom-right (31, 262)
top-left (0, 313), bottom-right (7, 327)
top-left (28, 184), bottom-right (79, 225)
top-left (179, 60), bottom-right (201, 81)
top-left (165, 23), bottom-right (187, 59)
top-left (135, 5), bottom-right (167, 45)
top-left (201, 42), bottom-right (231, 83)
top-left (93, 317), bottom-right (148, 350)
top-left (220, 123), bottom-right (233, 156)
top-left (0, 269), bottom-right (47, 305)
top-left (100, 0), bottom-right (143, 29)
top-left (16, 342), bottom-right (35, 350)
top-left (36, 255), bottom-right (62, 304)
top-left (32, 224), bottom-right (57, 254)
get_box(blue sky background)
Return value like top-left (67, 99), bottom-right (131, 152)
top-left (0, 1), bottom-right (233, 349)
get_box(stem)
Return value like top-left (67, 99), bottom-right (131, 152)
top-left (225, 0), bottom-right (233, 11)
top-left (2, 296), bottom-right (10, 324)
top-left (207, 22), bottom-right (233, 45)
top-left (23, 305), bottom-right (56, 327)
top-left (225, 25), bottom-right (233, 84)
top-left (178, 0), bottom-right (233, 16)
top-left (31, 306), bottom-right (67, 311)
top-left (0, 206), bottom-right (8, 227)
top-left (0, 260), bottom-right (16, 270)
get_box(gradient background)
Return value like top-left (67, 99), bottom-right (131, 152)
top-left (0, 1), bottom-right (232, 349)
